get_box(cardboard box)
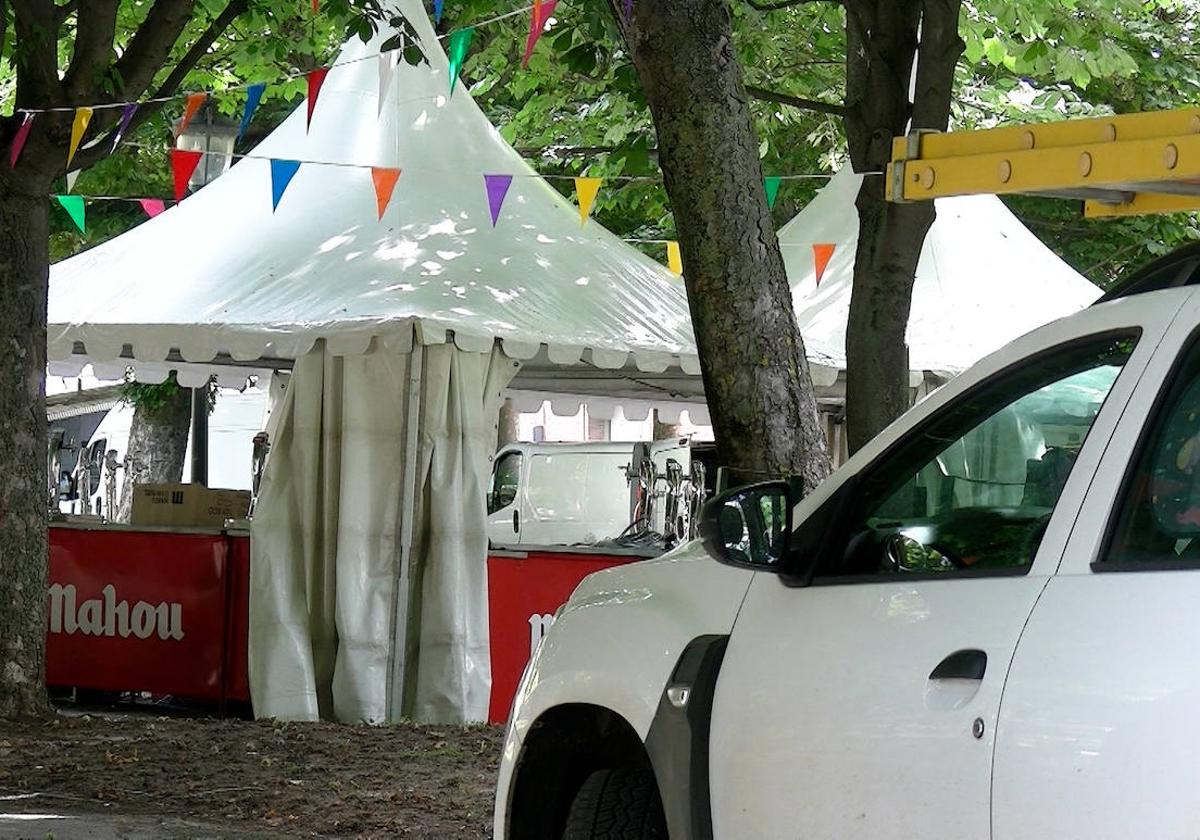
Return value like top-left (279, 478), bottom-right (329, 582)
top-left (129, 483), bottom-right (251, 528)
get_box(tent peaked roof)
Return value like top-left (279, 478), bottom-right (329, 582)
top-left (48, 0), bottom-right (698, 383)
top-left (781, 168), bottom-right (1101, 375)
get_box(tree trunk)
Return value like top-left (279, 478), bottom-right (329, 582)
top-left (613, 0), bottom-right (829, 491)
top-left (843, 0), bottom-right (964, 454)
top-left (497, 398), bottom-right (520, 447)
top-left (117, 381), bottom-right (193, 523)
top-left (0, 185), bottom-right (50, 719)
top-left (652, 409), bottom-right (683, 441)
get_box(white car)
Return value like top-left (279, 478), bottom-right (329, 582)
top-left (494, 247), bottom-right (1200, 839)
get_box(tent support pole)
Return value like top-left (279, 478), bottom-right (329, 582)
top-left (387, 340), bottom-right (424, 721)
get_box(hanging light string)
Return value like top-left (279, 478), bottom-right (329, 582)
top-left (9, 3), bottom-right (536, 116)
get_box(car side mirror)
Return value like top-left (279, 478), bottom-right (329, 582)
top-left (699, 480), bottom-right (794, 571)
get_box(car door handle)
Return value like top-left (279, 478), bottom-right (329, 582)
top-left (930, 649), bottom-right (987, 681)
top-left (513, 509), bottom-right (520, 534)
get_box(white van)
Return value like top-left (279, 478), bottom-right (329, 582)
top-left (486, 440), bottom-right (701, 547)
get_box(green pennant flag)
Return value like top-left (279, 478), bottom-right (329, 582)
top-left (448, 27), bottom-right (475, 94)
top-left (764, 176), bottom-right (782, 209)
top-left (56, 195), bottom-right (85, 234)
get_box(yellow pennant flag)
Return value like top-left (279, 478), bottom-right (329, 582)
top-left (575, 177), bottom-right (602, 224)
top-left (66, 107), bottom-right (93, 168)
top-left (667, 241), bottom-right (683, 275)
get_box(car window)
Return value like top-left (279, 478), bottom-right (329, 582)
top-left (819, 333), bottom-right (1137, 580)
top-left (1106, 333), bottom-right (1200, 567)
top-left (489, 451), bottom-right (522, 514)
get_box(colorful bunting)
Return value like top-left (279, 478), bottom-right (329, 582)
top-left (110, 103), bottom-right (138, 152)
top-left (523, 0), bottom-right (559, 67)
top-left (239, 83), bottom-right (266, 141)
top-left (171, 148), bottom-right (203, 201)
top-left (764, 176), bottom-right (782, 209)
top-left (434, 0), bottom-right (444, 24)
top-left (667, 241), bottom-right (683, 275)
top-left (378, 51), bottom-right (398, 116)
top-left (66, 107), bottom-right (93, 168)
top-left (270, 159), bottom-right (302, 210)
top-left (484, 174), bottom-right (513, 226)
top-left (306, 68), bottom-right (329, 131)
top-left (813, 242), bottom-right (836, 286)
top-left (575, 176), bottom-right (601, 224)
top-left (10, 112), bottom-right (33, 169)
top-left (56, 195), bottom-right (85, 234)
top-left (371, 167), bottom-right (402, 219)
top-left (448, 28), bottom-right (475, 95)
top-left (139, 198), bottom-right (166, 218)
top-left (177, 93), bottom-right (206, 137)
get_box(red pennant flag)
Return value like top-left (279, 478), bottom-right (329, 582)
top-left (523, 0), bottom-right (559, 67)
top-left (306, 68), bottom-right (329, 131)
top-left (9, 112), bottom-right (33, 169)
top-left (371, 167), bottom-right (402, 220)
top-left (177, 92), bottom-right (206, 137)
top-left (171, 148), bottom-right (203, 201)
top-left (813, 242), bottom-right (836, 286)
top-left (311, 0), bottom-right (319, 10)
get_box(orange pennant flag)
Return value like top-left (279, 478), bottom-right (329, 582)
top-left (66, 107), bottom-right (92, 168)
top-left (371, 167), bottom-right (401, 219)
top-left (177, 93), bottom-right (206, 137)
top-left (813, 242), bottom-right (836, 286)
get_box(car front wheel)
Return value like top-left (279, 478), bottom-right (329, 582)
top-left (562, 764), bottom-right (667, 840)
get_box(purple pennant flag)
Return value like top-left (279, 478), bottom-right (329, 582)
top-left (9, 112), bottom-right (33, 169)
top-left (623, 0), bottom-right (633, 22)
top-left (484, 174), bottom-right (513, 226)
top-left (110, 103), bottom-right (138, 151)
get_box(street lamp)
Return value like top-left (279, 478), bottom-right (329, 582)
top-left (174, 100), bottom-right (240, 191)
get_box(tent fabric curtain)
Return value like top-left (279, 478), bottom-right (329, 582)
top-left (248, 338), bottom-right (516, 724)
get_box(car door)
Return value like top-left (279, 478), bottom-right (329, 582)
top-left (708, 314), bottom-right (1156, 839)
top-left (993, 289), bottom-right (1200, 840)
top-left (487, 449), bottom-right (524, 545)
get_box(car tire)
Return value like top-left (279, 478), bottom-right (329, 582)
top-left (562, 764), bottom-right (667, 840)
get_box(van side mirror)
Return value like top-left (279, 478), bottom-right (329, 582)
top-left (699, 481), bottom-right (793, 571)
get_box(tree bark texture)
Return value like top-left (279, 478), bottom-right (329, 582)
top-left (0, 174), bottom-right (50, 719)
top-left (116, 383), bottom-right (194, 523)
top-left (842, 0), bottom-right (964, 454)
top-left (613, 0), bottom-right (829, 491)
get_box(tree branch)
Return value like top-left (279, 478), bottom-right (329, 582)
top-left (10, 0), bottom-right (62, 106)
top-left (746, 84), bottom-right (845, 116)
top-left (745, 0), bottom-right (841, 10)
top-left (61, 0), bottom-right (119, 99)
top-left (55, 0), bottom-right (79, 28)
top-left (111, 0), bottom-right (199, 97)
top-left (68, 0), bottom-right (249, 174)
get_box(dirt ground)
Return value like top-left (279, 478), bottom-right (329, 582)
top-left (0, 712), bottom-right (503, 838)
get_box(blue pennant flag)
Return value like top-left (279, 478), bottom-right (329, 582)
top-left (434, 0), bottom-right (444, 23)
top-left (270, 159), bottom-right (301, 210)
top-left (239, 83), bottom-right (266, 141)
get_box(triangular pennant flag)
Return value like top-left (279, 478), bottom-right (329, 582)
top-left (434, 0), bottom-right (444, 24)
top-left (270, 159), bottom-right (302, 210)
top-left (312, 0), bottom-right (319, 10)
top-left (170, 148), bottom-right (203, 201)
top-left (764, 176), bottom-right (782, 209)
top-left (447, 28), bottom-right (475, 94)
top-left (55, 195), bottom-right (85, 234)
top-left (813, 242), bottom-right (836, 286)
top-left (139, 198), bottom-right (166, 218)
top-left (9, 112), bottom-right (33, 169)
top-left (667, 241), bottom-right (683, 275)
top-left (523, 0), bottom-right (559, 67)
top-left (575, 176), bottom-right (602, 224)
top-left (65, 170), bottom-right (79, 194)
top-left (177, 92), bottom-right (206, 137)
top-left (110, 103), bottom-right (138, 152)
top-left (239, 83), bottom-right (265, 140)
top-left (371, 167), bottom-right (402, 219)
top-left (378, 51), bottom-right (398, 116)
top-left (484, 174), bottom-right (513, 226)
top-left (306, 68), bottom-right (329, 130)
top-left (623, 0), bottom-right (634, 23)
top-left (66, 106), bottom-right (92, 168)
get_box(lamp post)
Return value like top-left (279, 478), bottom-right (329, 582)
top-left (173, 100), bottom-right (239, 191)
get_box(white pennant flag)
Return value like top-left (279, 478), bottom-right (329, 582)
top-left (66, 169), bottom-right (80, 194)
top-left (378, 48), bottom-right (399, 116)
